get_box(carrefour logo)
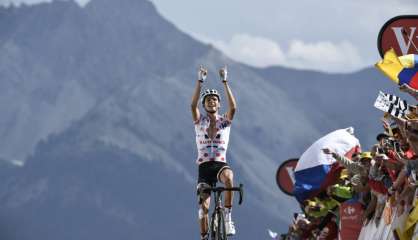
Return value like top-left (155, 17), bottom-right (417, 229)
top-left (344, 206), bottom-right (356, 215)
top-left (378, 15), bottom-right (418, 57)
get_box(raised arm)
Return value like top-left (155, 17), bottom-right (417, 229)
top-left (322, 148), bottom-right (351, 164)
top-left (191, 66), bottom-right (207, 123)
top-left (393, 149), bottom-right (408, 164)
top-left (322, 148), bottom-right (362, 174)
top-left (392, 116), bottom-right (408, 140)
top-left (220, 66), bottom-right (237, 121)
top-left (400, 84), bottom-right (418, 101)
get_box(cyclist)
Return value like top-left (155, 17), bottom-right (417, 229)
top-left (191, 66), bottom-right (237, 240)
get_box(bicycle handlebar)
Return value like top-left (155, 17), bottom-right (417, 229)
top-left (204, 183), bottom-right (244, 205)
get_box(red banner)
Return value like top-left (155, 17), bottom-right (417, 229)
top-left (339, 201), bottom-right (364, 240)
top-left (378, 15), bottom-right (418, 57)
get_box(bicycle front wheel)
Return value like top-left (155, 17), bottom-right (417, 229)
top-left (210, 212), bottom-right (217, 240)
top-left (216, 209), bottom-right (227, 240)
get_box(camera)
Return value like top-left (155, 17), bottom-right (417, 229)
top-left (393, 141), bottom-right (401, 153)
top-left (376, 146), bottom-right (385, 155)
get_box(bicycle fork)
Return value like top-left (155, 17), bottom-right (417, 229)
top-left (211, 192), bottom-right (222, 231)
top-left (210, 192), bottom-right (226, 239)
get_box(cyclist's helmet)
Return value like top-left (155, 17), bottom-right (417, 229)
top-left (201, 89), bottom-right (221, 105)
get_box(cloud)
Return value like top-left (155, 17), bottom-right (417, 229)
top-left (211, 34), bottom-right (287, 68)
top-left (286, 40), bottom-right (364, 72)
top-left (197, 33), bottom-right (366, 73)
top-left (0, 0), bottom-right (90, 7)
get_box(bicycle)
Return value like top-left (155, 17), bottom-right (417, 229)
top-left (199, 183), bottom-right (244, 240)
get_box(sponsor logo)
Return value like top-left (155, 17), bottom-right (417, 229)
top-left (341, 215), bottom-right (358, 221)
top-left (392, 27), bottom-right (417, 54)
top-left (200, 140), bottom-right (225, 144)
top-left (344, 206), bottom-right (356, 215)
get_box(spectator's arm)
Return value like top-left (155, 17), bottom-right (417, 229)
top-left (362, 193), bottom-right (377, 224)
top-left (400, 84), bottom-right (418, 101)
top-left (323, 148), bottom-right (353, 166)
top-left (392, 169), bottom-right (407, 191)
top-left (394, 150), bottom-right (408, 164)
top-left (396, 118), bottom-right (408, 140)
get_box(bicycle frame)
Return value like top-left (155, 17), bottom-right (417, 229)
top-left (198, 184), bottom-right (243, 240)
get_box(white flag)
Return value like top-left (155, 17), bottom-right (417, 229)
top-left (374, 91), bottom-right (412, 118)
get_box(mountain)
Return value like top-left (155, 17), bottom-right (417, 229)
top-left (0, 0), bottom-right (404, 239)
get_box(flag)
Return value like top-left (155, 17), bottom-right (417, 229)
top-left (293, 128), bottom-right (360, 203)
top-left (374, 91), bottom-right (412, 118)
top-left (268, 229), bottom-right (278, 239)
top-left (375, 48), bottom-right (418, 89)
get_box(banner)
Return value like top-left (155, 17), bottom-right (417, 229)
top-left (378, 15), bottom-right (418, 57)
top-left (339, 200), bottom-right (364, 240)
top-left (276, 158), bottom-right (298, 196)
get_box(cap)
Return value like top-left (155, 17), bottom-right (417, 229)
top-left (376, 132), bottom-right (390, 141)
top-left (340, 169), bottom-right (350, 180)
top-left (360, 152), bottom-right (372, 160)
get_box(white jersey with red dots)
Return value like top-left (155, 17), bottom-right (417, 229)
top-left (194, 114), bottom-right (232, 165)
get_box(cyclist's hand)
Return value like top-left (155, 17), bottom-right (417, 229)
top-left (219, 66), bottom-right (228, 82)
top-left (198, 65), bottom-right (208, 83)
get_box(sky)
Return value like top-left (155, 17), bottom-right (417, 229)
top-left (1, 0), bottom-right (417, 73)
top-left (148, 0), bottom-right (418, 73)
top-left (0, 0), bottom-right (89, 7)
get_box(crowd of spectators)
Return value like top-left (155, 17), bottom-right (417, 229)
top-left (281, 84), bottom-right (418, 240)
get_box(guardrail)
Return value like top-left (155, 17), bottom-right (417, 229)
top-left (358, 203), bottom-right (418, 240)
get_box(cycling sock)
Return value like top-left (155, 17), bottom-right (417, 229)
top-left (225, 207), bottom-right (232, 221)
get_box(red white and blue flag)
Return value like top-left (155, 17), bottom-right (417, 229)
top-left (293, 128), bottom-right (361, 203)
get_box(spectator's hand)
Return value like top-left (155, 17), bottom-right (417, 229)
top-left (388, 186), bottom-right (395, 196)
top-left (326, 186), bottom-right (333, 196)
top-left (399, 83), bottom-right (413, 93)
top-left (322, 148), bottom-right (333, 155)
top-left (394, 149), bottom-right (404, 161)
top-left (408, 171), bottom-right (417, 185)
top-left (198, 65), bottom-right (208, 82)
top-left (381, 117), bottom-right (391, 130)
top-left (361, 213), bottom-right (368, 225)
top-left (361, 213), bottom-right (367, 226)
top-left (389, 196), bottom-right (397, 207)
top-left (412, 106), bottom-right (418, 115)
top-left (395, 193), bottom-right (402, 206)
top-left (407, 119), bottom-right (418, 130)
top-left (311, 229), bottom-right (319, 238)
top-left (406, 120), bottom-right (418, 142)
